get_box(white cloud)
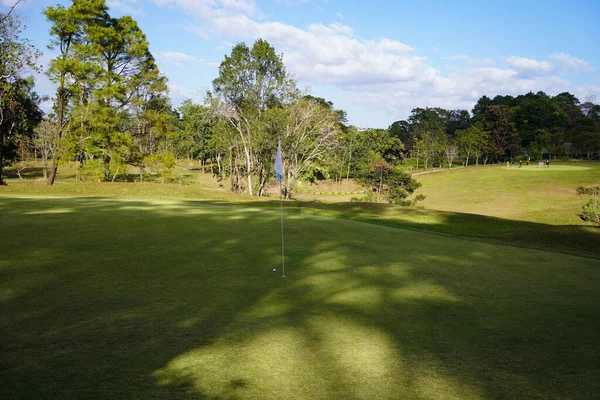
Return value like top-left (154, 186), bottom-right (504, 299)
top-left (336, 12), bottom-right (344, 20)
top-left (506, 56), bottom-right (555, 77)
top-left (574, 85), bottom-right (600, 103)
top-left (159, 51), bottom-right (202, 66)
top-left (107, 0), bottom-right (142, 16)
top-left (169, 83), bottom-right (206, 107)
top-left (275, 0), bottom-right (310, 4)
top-left (549, 53), bottom-right (593, 72)
top-left (445, 55), bottom-right (495, 67)
top-left (151, 0), bottom-right (596, 125)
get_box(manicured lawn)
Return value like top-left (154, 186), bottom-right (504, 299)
top-left (417, 161), bottom-right (600, 225)
top-left (1, 196), bottom-right (599, 399)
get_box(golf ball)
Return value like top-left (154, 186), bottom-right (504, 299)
top-left (273, 268), bottom-right (276, 272)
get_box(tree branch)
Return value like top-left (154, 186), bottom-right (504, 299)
top-left (1, 0), bottom-right (24, 24)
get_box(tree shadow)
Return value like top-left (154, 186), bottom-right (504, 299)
top-left (3, 167), bottom-right (46, 180)
top-left (0, 197), bottom-right (599, 399)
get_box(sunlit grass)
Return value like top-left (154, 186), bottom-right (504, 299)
top-left (1, 197), bottom-right (599, 399)
top-left (418, 161), bottom-right (600, 225)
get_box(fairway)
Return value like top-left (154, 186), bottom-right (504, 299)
top-left (417, 161), bottom-right (600, 225)
top-left (1, 196), bottom-right (599, 399)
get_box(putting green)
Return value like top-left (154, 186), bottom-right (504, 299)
top-left (1, 196), bottom-right (599, 399)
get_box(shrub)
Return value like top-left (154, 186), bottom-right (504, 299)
top-left (582, 196), bottom-right (600, 224)
top-left (576, 186), bottom-right (599, 195)
top-left (80, 159), bottom-right (105, 182)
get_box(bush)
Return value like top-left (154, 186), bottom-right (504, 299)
top-left (80, 159), bottom-right (105, 182)
top-left (582, 196), bottom-right (600, 224)
top-left (576, 186), bottom-right (599, 195)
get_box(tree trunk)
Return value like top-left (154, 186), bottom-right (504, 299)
top-left (378, 171), bottom-right (383, 203)
top-left (346, 150), bottom-right (352, 188)
top-left (104, 157), bottom-right (111, 181)
top-left (48, 82), bottom-right (66, 186)
top-left (243, 146), bottom-right (253, 196)
top-left (47, 156), bottom-right (59, 185)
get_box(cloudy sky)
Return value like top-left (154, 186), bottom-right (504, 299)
top-left (4, 0), bottom-right (600, 127)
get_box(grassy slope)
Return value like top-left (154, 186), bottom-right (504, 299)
top-left (417, 162), bottom-right (600, 225)
top-left (1, 197), bottom-right (599, 399)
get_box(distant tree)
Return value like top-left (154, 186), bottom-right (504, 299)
top-left (1, 7), bottom-right (42, 184)
top-left (510, 97), bottom-right (567, 146)
top-left (388, 120), bottom-right (411, 142)
top-left (0, 78), bottom-right (43, 184)
top-left (358, 155), bottom-right (422, 204)
top-left (341, 126), bottom-right (359, 187)
top-left (471, 95), bottom-right (493, 122)
top-left (143, 152), bottom-right (175, 184)
top-left (483, 105), bottom-right (519, 161)
top-left (44, 0), bottom-right (108, 185)
top-left (456, 125), bottom-right (487, 167)
top-left (563, 142), bottom-right (575, 160)
top-left (408, 107), bottom-right (447, 137)
top-left (174, 99), bottom-right (213, 165)
top-left (445, 109), bottom-right (471, 136)
top-left (211, 39), bottom-right (291, 195)
top-left (444, 141), bottom-right (459, 169)
top-left (33, 120), bottom-right (57, 179)
top-left (262, 96), bottom-right (341, 198)
top-left (13, 133), bottom-right (31, 179)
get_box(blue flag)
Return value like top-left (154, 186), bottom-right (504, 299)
top-left (274, 139), bottom-right (283, 182)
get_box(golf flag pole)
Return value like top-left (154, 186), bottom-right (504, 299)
top-left (274, 139), bottom-right (286, 278)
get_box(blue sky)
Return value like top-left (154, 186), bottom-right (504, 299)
top-left (4, 0), bottom-right (600, 127)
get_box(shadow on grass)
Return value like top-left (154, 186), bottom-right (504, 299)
top-left (4, 167), bottom-right (46, 180)
top-left (0, 197), bottom-right (599, 399)
top-left (174, 198), bottom-right (600, 260)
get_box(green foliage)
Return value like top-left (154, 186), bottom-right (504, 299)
top-left (0, 77), bottom-right (43, 183)
top-left (79, 158), bottom-right (104, 182)
top-left (483, 105), bottom-right (520, 159)
top-left (0, 9), bottom-right (42, 83)
top-left (581, 187), bottom-right (600, 224)
top-left (143, 151), bottom-right (176, 183)
top-left (357, 155), bottom-right (421, 204)
top-left (44, 0), bottom-right (169, 184)
top-left (582, 196), bottom-right (600, 224)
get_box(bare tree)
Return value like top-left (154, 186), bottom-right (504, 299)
top-left (444, 142), bottom-right (459, 169)
top-left (280, 97), bottom-right (341, 198)
top-left (563, 142), bottom-right (575, 160)
top-left (33, 120), bottom-right (57, 179)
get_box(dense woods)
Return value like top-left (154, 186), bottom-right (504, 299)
top-left (1, 0), bottom-right (599, 201)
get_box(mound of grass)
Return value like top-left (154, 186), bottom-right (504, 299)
top-left (1, 197), bottom-right (599, 399)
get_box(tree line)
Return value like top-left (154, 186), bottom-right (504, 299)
top-left (1, 0), bottom-right (599, 203)
top-left (390, 92), bottom-right (600, 171)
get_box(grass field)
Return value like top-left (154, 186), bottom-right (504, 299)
top-left (417, 162), bottom-right (600, 225)
top-left (1, 162), bottom-right (599, 399)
